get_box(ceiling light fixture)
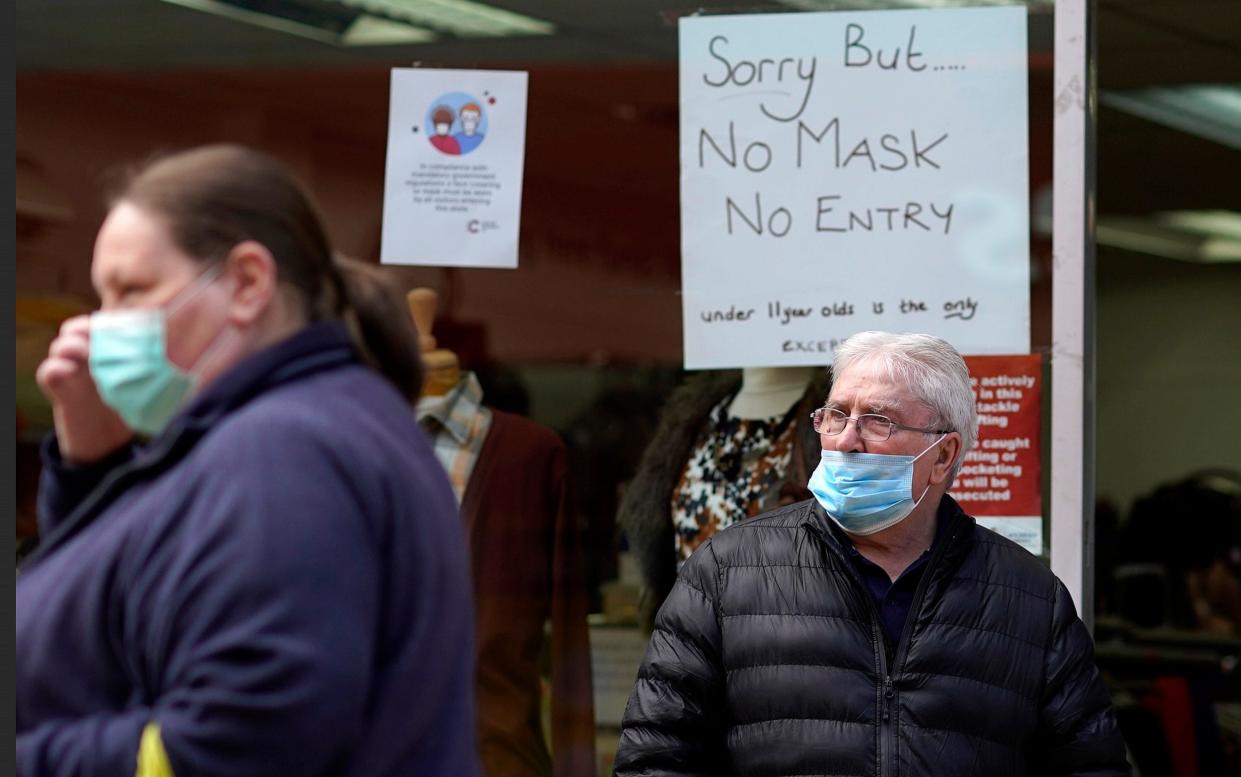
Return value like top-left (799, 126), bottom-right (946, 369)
top-left (1101, 84), bottom-right (1241, 152)
top-left (776, 0), bottom-right (1053, 11)
top-left (160, 0), bottom-right (381, 45)
top-left (160, 0), bottom-right (553, 46)
top-left (338, 0), bottom-right (554, 37)
top-left (343, 13), bottom-right (436, 45)
top-left (1097, 210), bottom-right (1241, 263)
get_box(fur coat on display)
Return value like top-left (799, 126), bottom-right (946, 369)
top-left (618, 369), bottom-right (831, 631)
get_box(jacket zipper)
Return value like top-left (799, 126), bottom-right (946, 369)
top-left (892, 524), bottom-right (959, 672)
top-left (882, 524), bottom-right (959, 777)
top-left (807, 513), bottom-right (963, 777)
top-left (819, 533), bottom-right (894, 777)
top-left (877, 627), bottom-right (894, 777)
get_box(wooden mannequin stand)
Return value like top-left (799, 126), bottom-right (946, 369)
top-left (406, 287), bottom-right (461, 397)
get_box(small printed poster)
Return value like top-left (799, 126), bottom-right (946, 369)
top-left (949, 354), bottom-right (1043, 555)
top-left (381, 68), bottom-right (528, 268)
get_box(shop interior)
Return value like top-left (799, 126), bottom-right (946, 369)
top-left (16, 1), bottom-right (1241, 774)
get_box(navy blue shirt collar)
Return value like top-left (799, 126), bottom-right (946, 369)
top-left (832, 502), bottom-right (952, 650)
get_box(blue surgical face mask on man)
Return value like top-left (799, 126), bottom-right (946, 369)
top-left (808, 435), bottom-right (946, 536)
top-left (88, 265), bottom-right (226, 437)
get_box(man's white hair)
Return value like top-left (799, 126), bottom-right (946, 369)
top-left (833, 331), bottom-right (978, 481)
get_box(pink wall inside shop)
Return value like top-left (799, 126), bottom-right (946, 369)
top-left (16, 66), bottom-right (685, 366)
top-left (17, 64), bottom-right (1055, 366)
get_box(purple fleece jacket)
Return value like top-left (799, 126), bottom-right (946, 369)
top-left (17, 322), bottom-right (480, 777)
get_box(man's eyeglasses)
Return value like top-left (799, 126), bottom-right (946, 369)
top-left (811, 407), bottom-right (952, 442)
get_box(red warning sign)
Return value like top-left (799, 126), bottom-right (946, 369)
top-left (949, 354), bottom-right (1043, 552)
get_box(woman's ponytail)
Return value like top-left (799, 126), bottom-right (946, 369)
top-left (329, 255), bottom-right (425, 403)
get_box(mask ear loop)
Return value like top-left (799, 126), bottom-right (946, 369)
top-left (913, 433), bottom-right (948, 462)
top-left (164, 262), bottom-right (236, 393)
top-left (184, 325), bottom-right (239, 388)
top-left (909, 433), bottom-right (949, 509)
top-left (164, 263), bottom-right (226, 317)
top-left (911, 482), bottom-right (933, 510)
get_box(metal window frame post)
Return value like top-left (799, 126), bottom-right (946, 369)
top-left (1051, 0), bottom-right (1098, 629)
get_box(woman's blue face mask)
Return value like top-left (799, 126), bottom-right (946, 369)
top-left (88, 266), bottom-right (224, 437)
top-left (808, 435), bottom-right (945, 536)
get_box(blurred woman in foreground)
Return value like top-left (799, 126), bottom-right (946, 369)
top-left (17, 145), bottom-right (479, 777)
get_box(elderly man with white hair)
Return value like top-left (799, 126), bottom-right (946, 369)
top-left (615, 331), bottom-right (1129, 777)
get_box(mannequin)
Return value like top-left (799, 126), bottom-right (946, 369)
top-left (671, 365), bottom-right (820, 561)
top-left (408, 288), bottom-right (595, 777)
top-left (407, 288), bottom-right (461, 397)
top-left (617, 365), bottom-right (831, 630)
top-left (727, 367), bottom-right (818, 420)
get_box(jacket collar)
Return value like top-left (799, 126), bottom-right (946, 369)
top-left (162, 321), bottom-right (356, 436)
top-left (802, 494), bottom-right (976, 570)
top-left (21, 322), bottom-right (358, 570)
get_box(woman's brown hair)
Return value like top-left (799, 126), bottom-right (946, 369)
top-left (112, 144), bottom-right (423, 401)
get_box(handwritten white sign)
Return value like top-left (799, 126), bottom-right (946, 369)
top-left (381, 68), bottom-right (528, 268)
top-left (679, 7), bottom-right (1030, 368)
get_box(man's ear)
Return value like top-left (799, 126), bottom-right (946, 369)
top-left (929, 433), bottom-right (962, 485)
top-left (223, 241), bottom-right (277, 326)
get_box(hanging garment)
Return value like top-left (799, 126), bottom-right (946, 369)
top-left (424, 376), bottom-right (595, 777)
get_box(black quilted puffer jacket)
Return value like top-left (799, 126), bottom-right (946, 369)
top-left (615, 496), bottom-right (1130, 777)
